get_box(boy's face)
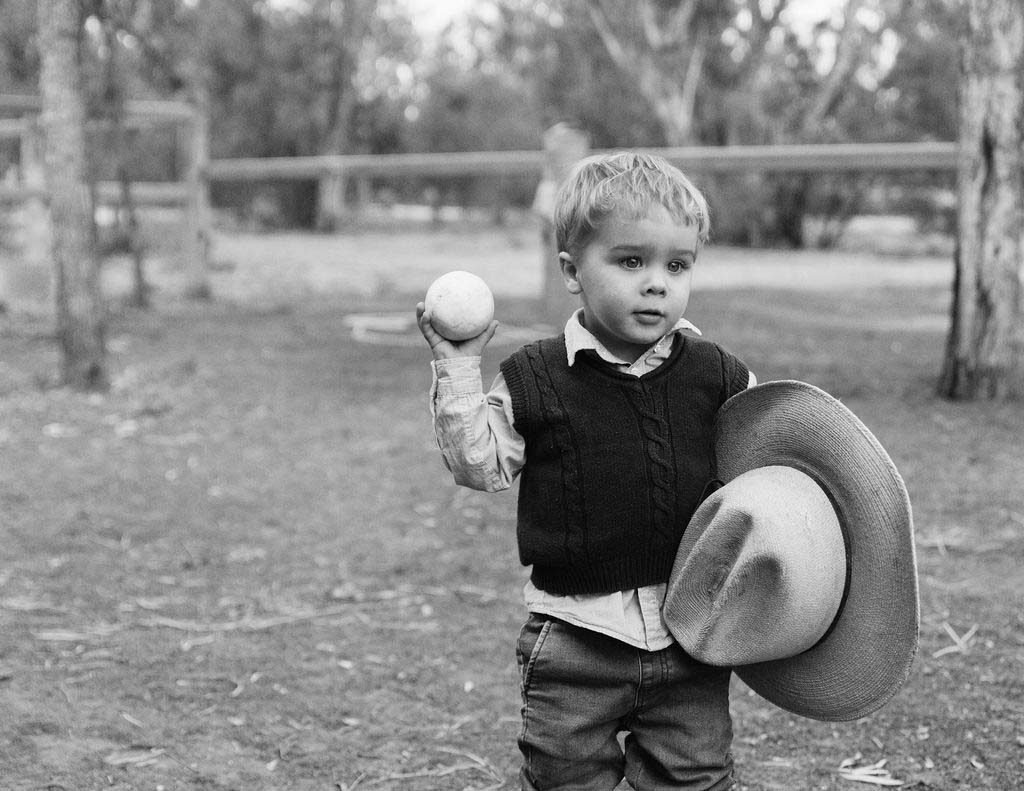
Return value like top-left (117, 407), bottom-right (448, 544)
top-left (560, 204), bottom-right (698, 364)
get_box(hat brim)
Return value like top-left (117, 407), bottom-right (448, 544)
top-left (713, 380), bottom-right (919, 722)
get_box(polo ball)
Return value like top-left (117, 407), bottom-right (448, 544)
top-left (424, 271), bottom-right (495, 341)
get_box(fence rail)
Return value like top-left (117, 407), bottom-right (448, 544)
top-left (205, 149), bottom-right (548, 180)
top-left (205, 142), bottom-right (959, 182)
top-left (0, 94), bottom-right (195, 123)
top-left (655, 142), bottom-right (958, 172)
top-left (0, 181), bottom-right (191, 205)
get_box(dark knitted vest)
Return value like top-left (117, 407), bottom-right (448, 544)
top-left (500, 333), bottom-right (749, 595)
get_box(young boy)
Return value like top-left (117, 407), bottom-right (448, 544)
top-left (417, 152), bottom-right (754, 791)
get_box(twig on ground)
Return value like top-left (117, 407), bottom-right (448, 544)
top-left (932, 622), bottom-right (979, 658)
top-left (438, 747), bottom-right (505, 783)
top-left (335, 770), bottom-right (367, 791)
top-left (354, 748), bottom-right (505, 789)
top-left (33, 624), bottom-right (122, 642)
top-left (141, 606), bottom-right (359, 633)
top-left (103, 747), bottom-right (167, 767)
top-left (837, 755), bottom-right (905, 786)
top-left (361, 762), bottom-right (482, 785)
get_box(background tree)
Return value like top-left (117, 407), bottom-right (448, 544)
top-left (0, 0), bottom-right (39, 93)
top-left (37, 0), bottom-right (107, 390)
top-left (483, 1), bottom-right (665, 147)
top-left (86, 0), bottom-right (151, 308)
top-left (938, 0), bottom-right (1024, 399)
top-left (584, 0), bottom-right (732, 147)
top-left (3, 0), bottom-right (971, 246)
top-left (875, 0), bottom-right (960, 144)
top-left (116, 0), bottom-right (416, 227)
top-left (487, 0), bottom-right (915, 246)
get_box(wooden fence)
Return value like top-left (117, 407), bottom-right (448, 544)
top-left (2, 91), bottom-right (959, 217)
top-left (205, 141), bottom-right (958, 181)
top-left (0, 95), bottom-right (209, 298)
top-left (1, 92), bottom-right (959, 311)
top-left (208, 142), bottom-right (959, 229)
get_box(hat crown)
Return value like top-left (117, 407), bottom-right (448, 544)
top-left (666, 465), bottom-right (847, 666)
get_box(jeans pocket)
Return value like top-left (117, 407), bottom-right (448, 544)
top-left (516, 613), bottom-right (553, 694)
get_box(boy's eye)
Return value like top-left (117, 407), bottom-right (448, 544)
top-left (620, 256), bottom-right (643, 269)
top-left (667, 259), bottom-right (693, 273)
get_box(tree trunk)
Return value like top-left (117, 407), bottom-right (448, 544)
top-left (37, 0), bottom-right (108, 390)
top-left (938, 0), bottom-right (1024, 399)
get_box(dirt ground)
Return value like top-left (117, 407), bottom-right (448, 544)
top-left (1, 226), bottom-right (1022, 790)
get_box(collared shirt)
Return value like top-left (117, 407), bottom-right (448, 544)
top-left (430, 310), bottom-right (755, 650)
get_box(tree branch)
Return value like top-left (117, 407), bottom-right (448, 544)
top-left (588, 0), bottom-right (704, 144)
top-left (640, 0), bottom-right (697, 50)
top-left (588, 2), bottom-right (638, 76)
top-left (679, 37), bottom-right (705, 134)
top-left (801, 0), bottom-right (868, 135)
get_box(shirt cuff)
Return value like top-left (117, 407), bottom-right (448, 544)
top-left (431, 356), bottom-right (484, 398)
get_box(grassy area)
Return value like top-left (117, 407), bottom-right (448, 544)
top-left (1, 232), bottom-right (1022, 790)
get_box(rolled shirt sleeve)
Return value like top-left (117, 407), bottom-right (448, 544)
top-left (430, 357), bottom-right (524, 492)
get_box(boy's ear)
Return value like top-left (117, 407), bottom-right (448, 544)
top-left (559, 252), bottom-right (583, 295)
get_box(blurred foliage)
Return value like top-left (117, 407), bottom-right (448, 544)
top-left (0, 0), bottom-right (963, 243)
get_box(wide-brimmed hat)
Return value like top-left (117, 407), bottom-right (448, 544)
top-left (663, 380), bottom-right (918, 722)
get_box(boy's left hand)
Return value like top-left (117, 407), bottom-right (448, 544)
top-left (416, 302), bottom-right (498, 361)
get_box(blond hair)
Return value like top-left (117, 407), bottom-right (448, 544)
top-left (553, 151), bottom-right (710, 258)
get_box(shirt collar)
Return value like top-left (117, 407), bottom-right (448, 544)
top-left (563, 309), bottom-right (702, 367)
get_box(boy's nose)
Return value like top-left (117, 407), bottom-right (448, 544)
top-left (644, 273), bottom-right (667, 295)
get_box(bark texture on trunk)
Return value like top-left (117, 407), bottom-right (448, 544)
top-left (939, 0), bottom-right (1024, 399)
top-left (38, 0), bottom-right (108, 390)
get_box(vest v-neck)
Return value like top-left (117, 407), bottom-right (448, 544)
top-left (575, 333), bottom-right (688, 382)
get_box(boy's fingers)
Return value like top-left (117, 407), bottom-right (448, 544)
top-left (479, 320), bottom-right (499, 345)
top-left (415, 304), bottom-right (440, 342)
top-left (415, 303), bottom-right (456, 355)
top-left (453, 320), bottom-right (498, 354)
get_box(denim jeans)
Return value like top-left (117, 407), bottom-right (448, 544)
top-left (516, 614), bottom-right (735, 791)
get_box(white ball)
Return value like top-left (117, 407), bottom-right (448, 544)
top-left (424, 271), bottom-right (495, 341)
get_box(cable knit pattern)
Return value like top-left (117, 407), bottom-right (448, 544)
top-left (519, 342), bottom-right (587, 565)
top-left (501, 333), bottom-right (749, 595)
top-left (624, 383), bottom-right (676, 544)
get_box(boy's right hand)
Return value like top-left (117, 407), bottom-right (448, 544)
top-left (416, 302), bottom-right (498, 361)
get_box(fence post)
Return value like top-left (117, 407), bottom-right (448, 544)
top-left (355, 175), bottom-right (371, 214)
top-left (317, 166), bottom-right (345, 231)
top-left (182, 104), bottom-right (211, 298)
top-left (6, 119), bottom-right (54, 315)
top-left (534, 123), bottom-right (588, 328)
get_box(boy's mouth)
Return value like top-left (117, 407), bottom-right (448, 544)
top-left (633, 309), bottom-right (665, 324)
